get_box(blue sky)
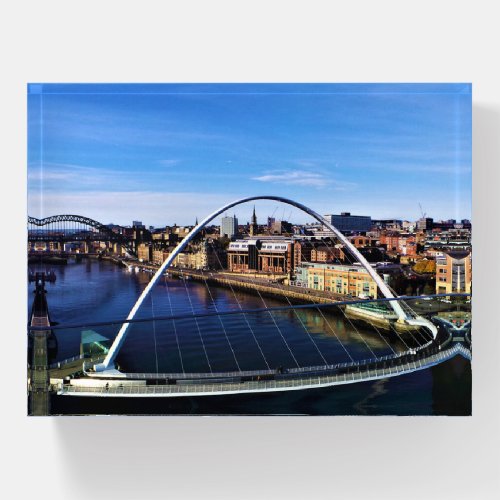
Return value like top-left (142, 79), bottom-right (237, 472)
top-left (28, 83), bottom-right (471, 226)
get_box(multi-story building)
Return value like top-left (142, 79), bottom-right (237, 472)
top-left (379, 233), bottom-right (417, 257)
top-left (435, 251), bottom-right (472, 294)
top-left (292, 240), bottom-right (314, 269)
top-left (398, 235), bottom-right (417, 257)
top-left (269, 220), bottom-right (293, 235)
top-left (152, 230), bottom-right (180, 245)
top-left (416, 217), bottom-right (434, 231)
top-left (379, 232), bottom-right (400, 252)
top-left (402, 220), bottom-right (416, 232)
top-left (152, 247), bottom-right (172, 265)
top-left (372, 219), bottom-right (402, 231)
top-left (296, 262), bottom-right (377, 298)
top-left (137, 242), bottom-right (153, 262)
top-left (349, 235), bottom-right (375, 248)
top-left (220, 215), bottom-right (238, 239)
top-left (227, 238), bottom-right (293, 274)
top-left (294, 262), bottom-right (402, 298)
top-left (323, 212), bottom-right (372, 233)
top-left (310, 245), bottom-right (345, 263)
top-left (151, 239), bottom-right (225, 270)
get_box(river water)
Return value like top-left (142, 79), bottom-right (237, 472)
top-left (28, 259), bottom-right (472, 415)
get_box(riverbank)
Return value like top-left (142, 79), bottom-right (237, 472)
top-left (107, 259), bottom-right (428, 337)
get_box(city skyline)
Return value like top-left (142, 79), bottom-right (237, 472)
top-left (100, 209), bottom-right (469, 231)
top-left (28, 83), bottom-right (471, 225)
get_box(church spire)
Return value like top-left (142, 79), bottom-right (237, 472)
top-left (250, 206), bottom-right (257, 236)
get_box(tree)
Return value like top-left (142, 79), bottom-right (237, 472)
top-left (412, 259), bottom-right (436, 274)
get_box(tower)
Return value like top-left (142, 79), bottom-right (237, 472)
top-left (250, 206), bottom-right (257, 236)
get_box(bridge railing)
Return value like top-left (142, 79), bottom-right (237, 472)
top-left (59, 344), bottom-right (469, 396)
top-left (48, 354), bottom-right (84, 369)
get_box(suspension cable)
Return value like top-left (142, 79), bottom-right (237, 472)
top-left (337, 240), bottom-right (423, 350)
top-left (178, 265), bottom-right (213, 373)
top-left (197, 260), bottom-right (241, 371)
top-left (164, 277), bottom-right (185, 374)
top-left (209, 244), bottom-right (274, 370)
top-left (300, 237), bottom-right (380, 358)
top-left (254, 245), bottom-right (330, 365)
top-left (214, 243), bottom-right (301, 368)
top-left (150, 285), bottom-right (159, 374)
top-left (317, 238), bottom-right (401, 356)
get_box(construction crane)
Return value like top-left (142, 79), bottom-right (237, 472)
top-left (418, 203), bottom-right (426, 219)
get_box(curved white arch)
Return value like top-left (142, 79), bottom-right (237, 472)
top-left (95, 195), bottom-right (411, 372)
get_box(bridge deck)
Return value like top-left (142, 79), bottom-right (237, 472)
top-left (58, 344), bottom-right (471, 398)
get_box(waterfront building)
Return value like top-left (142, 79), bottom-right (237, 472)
top-left (227, 238), bottom-right (294, 274)
top-left (152, 247), bottom-right (170, 265)
top-left (295, 262), bottom-right (377, 298)
top-left (220, 215), bottom-right (238, 239)
top-left (435, 251), bottom-right (472, 294)
top-left (152, 231), bottom-right (180, 245)
top-left (294, 261), bottom-right (402, 298)
top-left (137, 242), bottom-right (153, 262)
top-left (323, 212), bottom-right (372, 233)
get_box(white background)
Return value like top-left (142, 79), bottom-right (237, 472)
top-left (1, 1), bottom-right (499, 499)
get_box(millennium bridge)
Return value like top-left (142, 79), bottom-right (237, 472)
top-left (27, 196), bottom-right (471, 408)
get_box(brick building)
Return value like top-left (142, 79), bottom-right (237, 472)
top-left (227, 238), bottom-right (294, 274)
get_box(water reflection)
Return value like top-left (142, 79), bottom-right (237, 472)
top-left (28, 260), bottom-right (468, 377)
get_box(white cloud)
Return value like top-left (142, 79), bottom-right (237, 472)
top-left (252, 169), bottom-right (356, 191)
top-left (157, 159), bottom-right (181, 167)
top-left (252, 170), bottom-right (329, 188)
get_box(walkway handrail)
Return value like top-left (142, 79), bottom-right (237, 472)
top-left (59, 343), bottom-right (471, 397)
